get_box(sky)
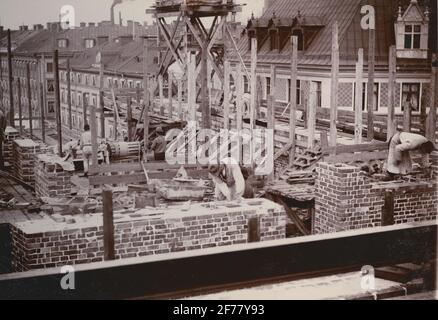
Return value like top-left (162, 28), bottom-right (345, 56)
top-left (0, 0), bottom-right (264, 29)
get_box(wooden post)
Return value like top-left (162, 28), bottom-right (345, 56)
top-left (90, 100), bottom-right (98, 168)
top-left (7, 30), bottom-right (14, 127)
top-left (168, 72), bottom-right (173, 119)
top-left (290, 36), bottom-right (298, 164)
top-left (330, 22), bottom-right (339, 147)
top-left (354, 48), bottom-right (364, 144)
top-left (307, 81), bottom-right (317, 149)
top-left (82, 92), bottom-right (88, 127)
top-left (427, 53), bottom-right (437, 142)
top-left (236, 64), bottom-right (243, 163)
top-left (367, 28), bottom-right (376, 140)
top-left (143, 41), bottom-right (150, 154)
top-left (102, 188), bottom-right (115, 261)
top-left (187, 53), bottom-right (197, 122)
top-left (54, 50), bottom-right (63, 156)
top-left (99, 62), bottom-right (105, 139)
top-left (127, 97), bottom-right (133, 142)
top-left (158, 74), bottom-right (164, 116)
top-left (67, 59), bottom-right (72, 130)
top-left (388, 46), bottom-right (397, 140)
top-left (26, 63), bottom-right (33, 138)
top-left (39, 58), bottom-right (46, 143)
top-left (223, 59), bottom-right (231, 130)
top-left (201, 43), bottom-right (210, 129)
top-left (250, 37), bottom-right (257, 166)
top-left (17, 79), bottom-right (22, 135)
top-left (267, 95), bottom-right (275, 183)
top-left (403, 100), bottom-right (411, 132)
top-left (177, 79), bottom-right (183, 120)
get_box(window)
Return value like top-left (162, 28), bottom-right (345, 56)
top-left (85, 75), bottom-right (89, 86)
top-left (315, 81), bottom-right (322, 107)
top-left (48, 101), bottom-right (55, 114)
top-left (46, 62), bottom-right (53, 73)
top-left (85, 39), bottom-right (96, 49)
top-left (404, 25), bottom-right (421, 49)
top-left (243, 76), bottom-right (249, 93)
top-left (47, 80), bottom-right (54, 92)
top-left (92, 76), bottom-right (96, 87)
top-left (401, 83), bottom-right (420, 112)
top-left (266, 77), bottom-right (271, 96)
top-left (77, 74), bottom-right (82, 84)
top-left (292, 29), bottom-right (304, 51)
top-left (288, 79), bottom-right (301, 105)
top-left (78, 94), bottom-right (82, 107)
top-left (371, 83), bottom-right (379, 112)
top-left (114, 79), bottom-right (118, 88)
top-left (58, 39), bottom-right (68, 48)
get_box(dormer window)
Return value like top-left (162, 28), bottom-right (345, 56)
top-left (292, 29), bottom-right (304, 51)
top-left (269, 29), bottom-right (279, 51)
top-left (395, 0), bottom-right (429, 59)
top-left (85, 39), bottom-right (96, 49)
top-left (58, 39), bottom-right (68, 48)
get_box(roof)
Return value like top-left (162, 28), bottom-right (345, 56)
top-left (234, 0), bottom-right (432, 68)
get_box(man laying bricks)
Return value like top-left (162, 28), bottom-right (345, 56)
top-left (387, 131), bottom-right (435, 178)
top-left (209, 157), bottom-right (246, 201)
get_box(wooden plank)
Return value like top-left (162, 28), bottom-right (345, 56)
top-left (158, 74), bottom-right (164, 115)
top-left (7, 30), bottom-right (14, 127)
top-left (307, 81), bottom-right (317, 149)
top-left (388, 46), bottom-right (397, 140)
top-left (102, 189), bottom-right (115, 261)
top-left (89, 162), bottom-right (206, 175)
top-left (40, 55), bottom-right (46, 142)
top-left (236, 64), bottom-right (243, 163)
top-left (177, 79), bottom-right (183, 120)
top-left (26, 63), bottom-right (33, 138)
top-left (324, 151), bottom-right (388, 163)
top-left (267, 95), bottom-right (275, 183)
top-left (143, 41), bottom-right (150, 154)
top-left (67, 59), bottom-right (72, 130)
top-left (187, 53), bottom-right (196, 122)
top-left (223, 59), bottom-right (230, 130)
top-left (404, 99), bottom-right (411, 132)
top-left (290, 37), bottom-right (298, 164)
top-left (16, 79), bottom-right (22, 135)
top-left (367, 28), bottom-right (376, 140)
top-left (354, 48), bottom-right (364, 144)
top-left (99, 62), bottom-right (105, 138)
top-left (168, 72), bottom-right (173, 119)
top-left (330, 22), bottom-right (339, 147)
top-left (127, 97), bottom-right (133, 141)
top-left (322, 142), bottom-right (388, 155)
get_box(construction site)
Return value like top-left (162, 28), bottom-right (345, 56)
top-left (0, 0), bottom-right (437, 300)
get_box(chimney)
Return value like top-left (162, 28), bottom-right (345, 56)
top-left (119, 11), bottom-right (123, 26)
top-left (19, 25), bottom-right (29, 31)
top-left (47, 22), bottom-right (52, 30)
top-left (89, 22), bottom-right (96, 27)
top-left (80, 22), bottom-right (86, 28)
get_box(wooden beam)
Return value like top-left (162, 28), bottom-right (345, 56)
top-left (111, 89), bottom-right (118, 141)
top-left (143, 41), bottom-right (150, 154)
top-left (307, 81), bottom-right (317, 149)
top-left (403, 99), bottom-right (411, 132)
top-left (177, 79), bottom-right (183, 120)
top-left (102, 189), bottom-right (115, 261)
top-left (7, 30), bottom-right (14, 127)
top-left (99, 62), bottom-right (105, 139)
top-left (53, 49), bottom-right (62, 156)
top-left (67, 59), bottom-right (72, 130)
top-left (168, 72), bottom-right (173, 119)
top-left (330, 22), bottom-right (339, 147)
top-left (223, 59), bottom-right (230, 130)
top-left (267, 95), bottom-right (275, 183)
top-left (324, 151), bottom-right (388, 163)
top-left (367, 28), bottom-right (376, 140)
top-left (82, 92), bottom-right (88, 127)
top-left (250, 37), bottom-right (257, 166)
top-left (322, 142), bottom-right (389, 155)
top-left (388, 46), bottom-right (397, 140)
top-left (127, 97), bottom-right (133, 142)
top-left (36, 60), bottom-right (44, 142)
top-left (26, 63), bottom-right (33, 138)
top-left (236, 64), bottom-right (243, 163)
top-left (290, 36), bottom-right (298, 164)
top-left (16, 79), bottom-right (22, 135)
top-left (187, 53), bottom-right (197, 122)
top-left (40, 55), bottom-right (46, 143)
top-left (158, 74), bottom-right (164, 115)
top-left (90, 103), bottom-right (98, 168)
top-left (354, 48), bottom-right (364, 144)
top-left (201, 42), bottom-right (210, 129)
top-left (225, 24), bottom-right (250, 80)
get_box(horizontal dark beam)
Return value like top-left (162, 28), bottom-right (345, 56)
top-left (0, 222), bottom-right (435, 300)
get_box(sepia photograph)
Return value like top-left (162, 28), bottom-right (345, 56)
top-left (0, 0), bottom-right (437, 303)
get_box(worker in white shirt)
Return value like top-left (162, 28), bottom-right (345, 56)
top-left (80, 124), bottom-right (92, 177)
top-left (209, 157), bottom-right (246, 201)
top-left (387, 131), bottom-right (435, 177)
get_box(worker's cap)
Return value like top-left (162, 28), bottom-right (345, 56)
top-left (208, 164), bottom-right (222, 176)
top-left (156, 126), bottom-right (164, 134)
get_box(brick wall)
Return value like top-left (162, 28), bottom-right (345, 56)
top-left (35, 155), bottom-right (74, 198)
top-left (314, 162), bottom-right (438, 234)
top-left (3, 127), bottom-right (19, 166)
top-left (13, 139), bottom-right (41, 187)
top-left (10, 199), bottom-right (286, 271)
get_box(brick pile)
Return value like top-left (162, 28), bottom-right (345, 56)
top-left (315, 162), bottom-right (438, 234)
top-left (35, 155), bottom-right (74, 198)
top-left (3, 126), bottom-right (19, 166)
top-left (10, 199), bottom-right (286, 271)
top-left (13, 139), bottom-right (41, 187)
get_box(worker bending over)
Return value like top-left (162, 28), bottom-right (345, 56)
top-left (387, 131), bottom-right (435, 177)
top-left (80, 124), bottom-right (92, 177)
top-left (209, 157), bottom-right (246, 201)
